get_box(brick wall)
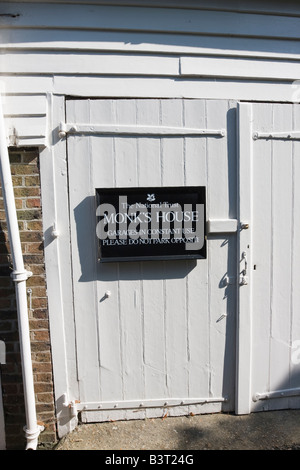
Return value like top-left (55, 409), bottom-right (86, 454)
top-left (0, 148), bottom-right (56, 449)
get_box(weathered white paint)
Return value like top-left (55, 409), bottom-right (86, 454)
top-left (3, 28), bottom-right (300, 61)
top-left (2, 94), bottom-right (47, 147)
top-left (236, 103), bottom-right (253, 414)
top-left (3, 52), bottom-right (180, 76)
top-left (0, 0), bottom-right (300, 437)
top-left (3, 79), bottom-right (298, 104)
top-left (181, 56), bottom-right (300, 81)
top-left (2, 3), bottom-right (300, 39)
top-left (64, 98), bottom-right (237, 424)
top-left (237, 102), bottom-right (300, 413)
top-left (59, 122), bottom-right (226, 137)
top-left (3, 51), bottom-right (300, 82)
top-left (207, 219), bottom-right (238, 234)
top-left (39, 94), bottom-right (79, 437)
top-left (1, 0), bottom-right (300, 145)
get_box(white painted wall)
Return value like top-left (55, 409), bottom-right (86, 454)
top-left (1, 0), bottom-right (300, 436)
top-left (1, 1), bottom-right (300, 146)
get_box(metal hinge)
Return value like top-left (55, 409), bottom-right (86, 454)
top-left (253, 387), bottom-right (300, 402)
top-left (11, 269), bottom-right (32, 282)
top-left (58, 122), bottom-right (226, 138)
top-left (62, 394), bottom-right (228, 416)
top-left (253, 131), bottom-right (300, 141)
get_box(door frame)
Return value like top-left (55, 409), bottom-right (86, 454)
top-left (40, 94), bottom-right (79, 438)
top-left (236, 103), bottom-right (253, 414)
top-left (42, 96), bottom-right (260, 436)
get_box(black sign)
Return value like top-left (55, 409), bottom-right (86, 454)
top-left (96, 186), bottom-right (206, 262)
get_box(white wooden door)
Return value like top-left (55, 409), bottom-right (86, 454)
top-left (237, 103), bottom-right (300, 414)
top-left (66, 98), bottom-right (237, 422)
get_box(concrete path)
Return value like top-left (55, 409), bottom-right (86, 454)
top-left (55, 410), bottom-right (300, 450)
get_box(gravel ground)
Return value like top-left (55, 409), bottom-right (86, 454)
top-left (54, 410), bottom-right (300, 451)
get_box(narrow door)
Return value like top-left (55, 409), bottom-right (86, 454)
top-left (237, 103), bottom-right (300, 414)
top-left (66, 98), bottom-right (237, 422)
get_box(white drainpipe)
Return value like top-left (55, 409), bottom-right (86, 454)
top-left (0, 95), bottom-right (44, 450)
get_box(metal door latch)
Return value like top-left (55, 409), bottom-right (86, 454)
top-left (240, 251), bottom-right (249, 285)
top-left (240, 276), bottom-right (249, 286)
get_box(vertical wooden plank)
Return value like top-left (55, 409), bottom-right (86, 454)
top-left (90, 99), bottom-right (116, 187)
top-left (118, 264), bottom-right (144, 404)
top-left (184, 100), bottom-right (207, 187)
top-left (206, 100), bottom-right (229, 218)
top-left (97, 262), bottom-right (123, 404)
top-left (183, 100), bottom-right (210, 403)
top-left (90, 100), bottom-right (123, 403)
top-left (114, 100), bottom-right (144, 407)
top-left (160, 99), bottom-right (184, 186)
top-left (135, 100), bottom-right (166, 407)
top-left (269, 104), bottom-right (293, 409)
top-left (136, 99), bottom-right (161, 187)
top-left (141, 263), bottom-right (167, 404)
top-left (251, 103), bottom-right (273, 411)
top-left (66, 100), bottom-right (101, 404)
top-left (221, 100), bottom-right (238, 409)
top-left (115, 99), bottom-right (138, 187)
top-left (206, 100), bottom-right (232, 404)
top-left (236, 102), bottom-right (253, 414)
top-left (40, 95), bottom-right (79, 437)
top-left (160, 100), bottom-right (188, 411)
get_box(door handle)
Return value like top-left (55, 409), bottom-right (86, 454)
top-left (240, 251), bottom-right (248, 285)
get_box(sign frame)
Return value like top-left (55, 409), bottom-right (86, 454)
top-left (96, 186), bottom-right (206, 263)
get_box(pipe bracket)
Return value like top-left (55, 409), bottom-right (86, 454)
top-left (24, 424), bottom-right (45, 451)
top-left (11, 270), bottom-right (33, 282)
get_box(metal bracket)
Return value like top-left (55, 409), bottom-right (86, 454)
top-left (58, 122), bottom-right (67, 139)
top-left (253, 131), bottom-right (300, 141)
top-left (51, 222), bottom-right (59, 239)
top-left (27, 288), bottom-right (33, 311)
top-left (253, 387), bottom-right (300, 402)
top-left (58, 122), bottom-right (226, 138)
top-left (207, 219), bottom-right (238, 234)
top-left (11, 270), bottom-right (33, 282)
top-left (62, 393), bottom-right (227, 417)
top-left (62, 393), bottom-right (80, 418)
top-left (224, 276), bottom-right (236, 286)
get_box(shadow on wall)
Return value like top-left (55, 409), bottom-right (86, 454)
top-left (73, 194), bottom-right (198, 283)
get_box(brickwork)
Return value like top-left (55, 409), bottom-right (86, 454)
top-left (0, 148), bottom-right (56, 449)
